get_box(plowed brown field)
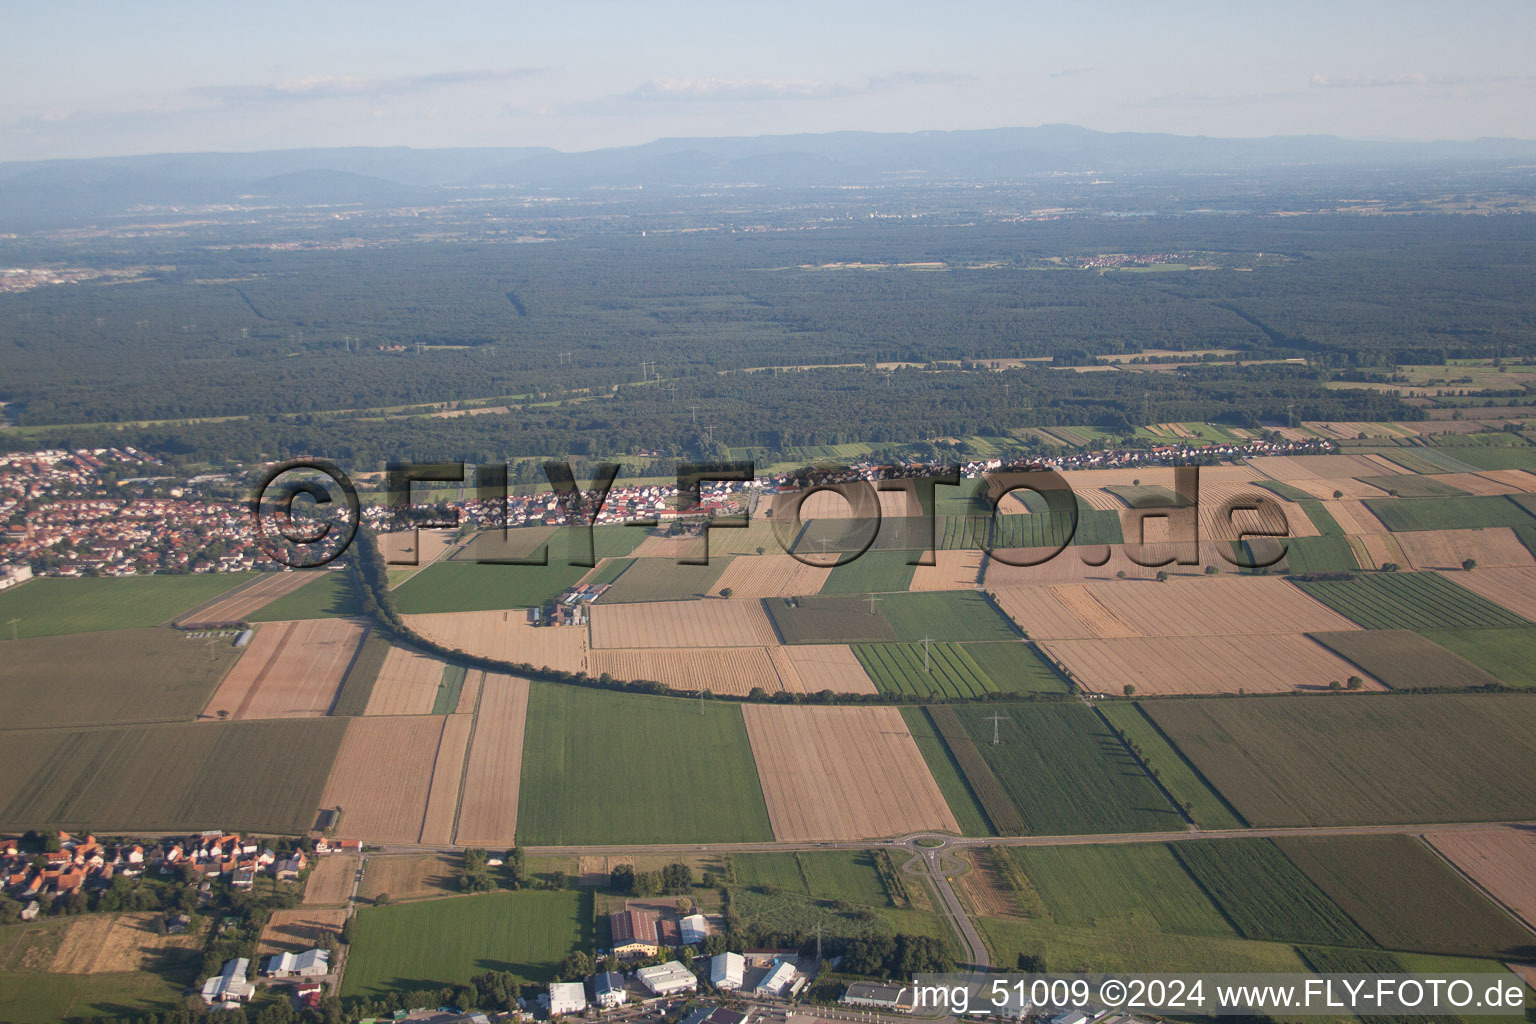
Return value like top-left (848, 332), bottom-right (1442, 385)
top-left (203, 618), bottom-right (364, 720)
top-left (1397, 528), bottom-right (1536, 570)
top-left (591, 647), bottom-right (783, 694)
top-left (257, 909), bottom-right (348, 956)
top-left (1445, 567), bottom-right (1536, 621)
top-left (454, 673), bottom-right (530, 847)
top-left (1041, 634), bottom-right (1385, 695)
top-left (1425, 827), bottom-right (1536, 930)
top-left (709, 554), bottom-right (832, 597)
top-left (1475, 470), bottom-right (1536, 493)
top-left (768, 644), bottom-right (879, 694)
top-left (379, 528), bottom-right (457, 566)
top-left (1348, 533), bottom-right (1409, 571)
top-left (1286, 477), bottom-right (1393, 500)
top-left (742, 705), bottom-right (958, 841)
top-left (321, 715), bottom-right (446, 844)
top-left (404, 611), bottom-right (589, 673)
top-left (589, 599), bottom-right (778, 648)
top-left (365, 644), bottom-right (449, 715)
top-left (178, 571), bottom-right (323, 625)
top-left (909, 549), bottom-right (984, 590)
top-left (302, 854), bottom-right (360, 904)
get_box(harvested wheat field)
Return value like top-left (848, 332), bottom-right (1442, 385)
top-left (365, 644), bottom-right (450, 715)
top-left (997, 487), bottom-right (1122, 514)
top-left (454, 673), bottom-right (530, 847)
top-left (1041, 634), bottom-right (1384, 695)
top-left (1429, 473), bottom-right (1525, 497)
top-left (992, 576), bottom-right (1357, 640)
top-left (404, 610), bottom-right (589, 673)
top-left (1057, 466), bottom-right (1258, 491)
top-left (455, 668), bottom-right (483, 714)
top-left (1475, 470), bottom-right (1536, 493)
top-left (909, 549), bottom-right (984, 590)
top-left (49, 913), bottom-right (205, 974)
top-left (203, 618), bottom-right (365, 720)
top-left (321, 715), bottom-right (448, 844)
top-left (420, 713), bottom-right (473, 844)
top-left (631, 531), bottom-right (708, 559)
top-left (708, 554), bottom-right (833, 598)
top-left (1397, 528), bottom-right (1536, 570)
top-left (1325, 499), bottom-right (1393, 535)
top-left (1348, 533), bottom-right (1409, 571)
top-left (178, 571), bottom-right (323, 625)
top-left (1447, 567), bottom-right (1536, 621)
top-left (361, 853), bottom-right (459, 902)
top-left (378, 528), bottom-right (457, 567)
top-left (1285, 476), bottom-right (1393, 500)
top-left (768, 644), bottom-right (879, 694)
top-left (589, 599), bottom-right (778, 648)
top-left (742, 704), bottom-right (959, 841)
top-left (983, 545), bottom-right (1169, 586)
top-left (257, 909), bottom-right (348, 956)
top-left (1191, 483), bottom-right (1319, 540)
top-left (1247, 454), bottom-right (1404, 479)
top-left (591, 646), bottom-right (783, 695)
top-left (792, 486), bottom-right (921, 519)
top-left (1425, 827), bottom-right (1536, 930)
top-left (303, 854), bottom-right (361, 904)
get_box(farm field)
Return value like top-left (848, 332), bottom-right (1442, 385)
top-left (361, 853), bottom-right (460, 902)
top-left (0, 573), bottom-right (253, 637)
top-left (1170, 839), bottom-right (1372, 946)
top-left (1146, 694), bottom-right (1536, 826)
top-left (450, 526), bottom-right (555, 561)
top-left (1309, 629), bottom-right (1501, 689)
top-left (743, 704), bottom-right (958, 841)
top-left (393, 558), bottom-right (588, 614)
top-left (1270, 534), bottom-right (1359, 574)
top-left (992, 576), bottom-right (1356, 640)
top-left (818, 550), bottom-right (919, 595)
top-left (246, 570), bottom-right (364, 620)
top-left (420, 713), bottom-right (474, 844)
top-left (366, 643), bottom-right (448, 714)
top-left (455, 674), bottom-right (530, 846)
top-left (1447, 566), bottom-right (1536, 621)
top-left (961, 641), bottom-right (1070, 693)
top-left (331, 628), bottom-right (388, 715)
top-left (1274, 835), bottom-right (1536, 957)
top-left (767, 644), bottom-right (879, 694)
top-left (1420, 627), bottom-right (1536, 688)
top-left (1195, 482), bottom-right (1318, 541)
top-left (0, 717), bottom-right (345, 833)
top-left (303, 853), bottom-right (361, 904)
top-left (908, 548), bottom-right (984, 590)
top-left (1247, 453), bottom-right (1404, 478)
top-left (1041, 633), bottom-right (1383, 695)
top-left (1097, 703), bottom-right (1243, 829)
top-left (257, 908), bottom-right (349, 956)
top-left (344, 890), bottom-right (593, 996)
top-left (1356, 473), bottom-right (1471, 497)
top-left (592, 646), bottom-right (782, 695)
top-left (978, 914), bottom-right (1308, 974)
top-left (0, 627), bottom-right (241, 729)
top-left (405, 610), bottom-right (589, 673)
top-left (707, 553), bottom-right (832, 598)
top-left (517, 683), bottom-right (772, 844)
top-left (940, 703), bottom-right (1181, 835)
top-left (1283, 476), bottom-right (1392, 499)
top-left (766, 595), bottom-right (899, 643)
top-left (1009, 844), bottom-right (1233, 936)
top-left (854, 640), bottom-right (1064, 697)
top-left (899, 707), bottom-right (992, 836)
top-left (732, 850), bottom-right (892, 906)
top-left (176, 570), bottom-right (324, 624)
top-left (321, 715), bottom-right (464, 844)
top-left (598, 554), bottom-right (732, 602)
top-left (202, 617), bottom-right (365, 720)
top-left (981, 543), bottom-right (1178, 586)
top-left (378, 528), bottom-right (458, 569)
top-left (589, 598), bottom-right (778, 648)
top-left (1393, 528), bottom-right (1536, 569)
top-left (1294, 570), bottom-right (1532, 629)
top-left (1364, 494), bottom-right (1536, 532)
top-left (1425, 826), bottom-right (1536, 933)
top-left (877, 590), bottom-right (1020, 641)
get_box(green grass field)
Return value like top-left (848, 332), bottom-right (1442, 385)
top-left (956, 642), bottom-right (1070, 693)
top-left (727, 886), bottom-right (954, 953)
top-left (0, 573), bottom-right (255, 637)
top-left (0, 717), bottom-right (345, 833)
top-left (1419, 627), bottom-right (1536, 687)
top-left (0, 969), bottom-right (193, 1024)
top-left (992, 507), bottom-right (1124, 548)
top-left (598, 554), bottom-right (732, 602)
top-left (344, 889), bottom-right (593, 996)
top-left (1364, 495), bottom-right (1536, 532)
top-left (766, 595), bottom-right (899, 643)
top-left (1310, 629), bottom-right (1503, 689)
top-left (1298, 499), bottom-right (1345, 535)
top-left (879, 591), bottom-right (1021, 642)
top-left (855, 641), bottom-right (1064, 697)
top-left (978, 915), bottom-right (1309, 974)
top-left (586, 557), bottom-right (634, 585)
top-left (1097, 703), bottom-right (1244, 828)
top-left (1294, 571), bottom-right (1531, 629)
top-left (733, 851), bottom-right (892, 906)
top-left (899, 707), bottom-right (992, 836)
top-left (1170, 839), bottom-right (1372, 946)
top-left (1358, 474), bottom-right (1472, 498)
top-left (246, 570), bottom-right (364, 620)
top-left (1146, 694), bottom-right (1536, 826)
top-left (1010, 844), bottom-right (1234, 936)
top-left (394, 559), bottom-right (588, 613)
top-left (1275, 835), bottom-right (1536, 958)
top-left (0, 627), bottom-right (241, 729)
top-left (942, 703), bottom-right (1181, 834)
top-left (940, 514), bottom-right (991, 550)
top-left (516, 683), bottom-right (772, 844)
top-left (1252, 480), bottom-right (1314, 501)
top-left (818, 550), bottom-right (919, 595)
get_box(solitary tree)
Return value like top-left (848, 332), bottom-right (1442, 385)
top-left (1328, 680), bottom-right (1343, 691)
top-left (1462, 558), bottom-right (1478, 571)
top-left (719, 587), bottom-right (734, 599)
top-left (374, 892), bottom-right (390, 906)
top-left (1156, 570), bottom-right (1169, 582)
top-left (1123, 683), bottom-right (1137, 697)
top-left (1347, 676), bottom-right (1364, 690)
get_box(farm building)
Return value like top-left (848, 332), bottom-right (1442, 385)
top-left (680, 913), bottom-right (709, 945)
top-left (756, 958), bottom-right (799, 998)
top-left (593, 971), bottom-right (627, 1008)
top-left (709, 951), bottom-right (745, 991)
top-left (262, 948), bottom-right (329, 978)
top-left (201, 958), bottom-right (256, 1005)
top-left (842, 982), bottom-right (914, 1012)
top-left (548, 981), bottom-right (588, 1017)
top-left (609, 908), bottom-right (661, 957)
top-left (636, 960), bottom-right (698, 996)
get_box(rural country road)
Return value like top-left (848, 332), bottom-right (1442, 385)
top-left (898, 836), bottom-right (990, 972)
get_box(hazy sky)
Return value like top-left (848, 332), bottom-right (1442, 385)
top-left (4, 0), bottom-right (1534, 161)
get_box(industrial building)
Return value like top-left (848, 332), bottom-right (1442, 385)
top-left (679, 913), bottom-right (709, 945)
top-left (709, 951), bottom-right (745, 991)
top-left (262, 948), bottom-right (329, 978)
top-left (593, 971), bottom-right (627, 1008)
top-left (201, 958), bottom-right (255, 1006)
top-left (609, 908), bottom-right (661, 958)
top-left (548, 981), bottom-right (588, 1017)
top-left (636, 960), bottom-right (698, 996)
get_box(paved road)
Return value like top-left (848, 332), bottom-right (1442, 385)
top-left (897, 837), bottom-right (990, 972)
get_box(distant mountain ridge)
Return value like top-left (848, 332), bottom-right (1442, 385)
top-left (2, 125), bottom-right (1534, 226)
